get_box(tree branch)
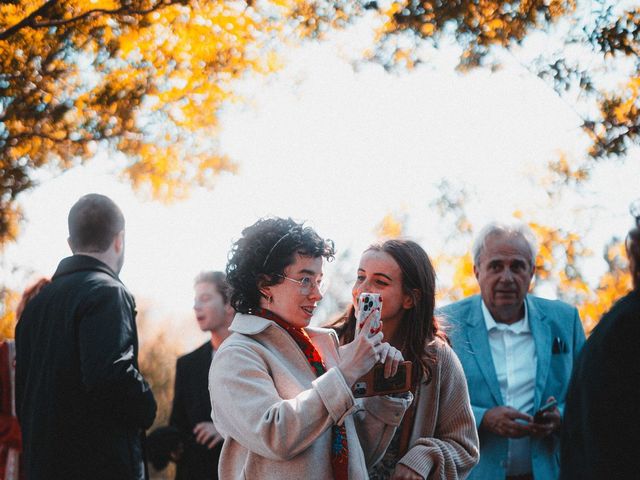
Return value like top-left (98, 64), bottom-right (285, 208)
top-left (0, 0), bottom-right (170, 41)
top-left (0, 0), bottom-right (57, 41)
top-left (7, 131), bottom-right (69, 143)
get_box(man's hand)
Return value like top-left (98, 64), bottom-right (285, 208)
top-left (193, 422), bottom-right (222, 449)
top-left (391, 464), bottom-right (424, 480)
top-left (529, 396), bottom-right (561, 438)
top-left (480, 406), bottom-right (533, 438)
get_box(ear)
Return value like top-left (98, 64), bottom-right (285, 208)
top-left (527, 264), bottom-right (536, 292)
top-left (113, 230), bottom-right (125, 254)
top-left (402, 289), bottom-right (420, 310)
top-left (257, 275), bottom-right (272, 300)
top-left (473, 264), bottom-right (480, 281)
top-left (67, 237), bottom-right (75, 253)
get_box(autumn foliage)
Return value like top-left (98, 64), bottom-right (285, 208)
top-left (2, 1), bottom-right (640, 247)
top-left (0, 0), bottom-right (320, 244)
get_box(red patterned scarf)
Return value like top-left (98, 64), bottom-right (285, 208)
top-left (253, 308), bottom-right (349, 479)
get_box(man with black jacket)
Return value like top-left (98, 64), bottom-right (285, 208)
top-left (15, 193), bottom-right (157, 480)
top-left (168, 271), bottom-right (234, 479)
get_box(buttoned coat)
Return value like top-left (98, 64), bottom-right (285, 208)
top-left (440, 294), bottom-right (585, 480)
top-left (209, 313), bottom-right (411, 480)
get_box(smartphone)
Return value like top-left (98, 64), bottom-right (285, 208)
top-left (355, 293), bottom-right (382, 338)
top-left (352, 361), bottom-right (412, 398)
top-left (534, 398), bottom-right (558, 423)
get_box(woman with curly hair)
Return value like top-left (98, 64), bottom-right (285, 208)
top-left (208, 217), bottom-right (412, 480)
top-left (331, 240), bottom-right (479, 480)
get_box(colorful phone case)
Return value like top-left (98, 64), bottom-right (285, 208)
top-left (356, 293), bottom-right (382, 338)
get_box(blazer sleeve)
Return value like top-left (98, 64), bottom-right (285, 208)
top-left (398, 345), bottom-right (480, 479)
top-left (78, 284), bottom-right (157, 429)
top-left (169, 357), bottom-right (188, 434)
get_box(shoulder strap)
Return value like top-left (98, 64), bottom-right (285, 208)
top-left (397, 382), bottom-right (418, 458)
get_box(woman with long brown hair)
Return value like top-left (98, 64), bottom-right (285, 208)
top-left (331, 239), bottom-right (479, 479)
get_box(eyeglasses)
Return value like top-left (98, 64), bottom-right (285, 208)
top-left (276, 274), bottom-right (326, 295)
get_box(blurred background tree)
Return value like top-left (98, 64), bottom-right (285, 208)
top-left (136, 302), bottom-right (185, 479)
top-left (368, 1), bottom-right (639, 163)
top-left (2, 0), bottom-right (638, 247)
top-left (0, 0), bottom-right (356, 245)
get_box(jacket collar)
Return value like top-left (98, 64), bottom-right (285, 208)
top-left (228, 312), bottom-right (340, 369)
top-left (52, 255), bottom-right (119, 281)
top-left (464, 296), bottom-right (503, 405)
top-left (229, 312), bottom-right (329, 339)
top-left (229, 312), bottom-right (278, 335)
top-left (230, 312), bottom-right (337, 355)
top-left (464, 294), bottom-right (551, 409)
top-left (526, 296), bottom-right (551, 409)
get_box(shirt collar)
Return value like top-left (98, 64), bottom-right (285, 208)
top-left (482, 299), bottom-right (530, 334)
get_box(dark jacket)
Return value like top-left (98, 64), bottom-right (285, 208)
top-left (170, 342), bottom-right (221, 479)
top-left (561, 289), bottom-right (640, 479)
top-left (15, 255), bottom-right (157, 480)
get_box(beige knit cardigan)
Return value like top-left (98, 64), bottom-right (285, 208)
top-left (394, 339), bottom-right (480, 479)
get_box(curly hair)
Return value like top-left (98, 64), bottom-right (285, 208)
top-left (226, 217), bottom-right (335, 314)
top-left (330, 239), bottom-right (448, 385)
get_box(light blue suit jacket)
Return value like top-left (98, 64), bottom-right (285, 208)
top-left (440, 295), bottom-right (585, 480)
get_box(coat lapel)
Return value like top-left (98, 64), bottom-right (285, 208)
top-left (527, 296), bottom-right (551, 410)
top-left (465, 297), bottom-right (503, 406)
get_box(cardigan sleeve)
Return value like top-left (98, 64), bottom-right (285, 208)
top-left (397, 343), bottom-right (480, 479)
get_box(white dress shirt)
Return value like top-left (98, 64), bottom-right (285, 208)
top-left (482, 301), bottom-right (537, 476)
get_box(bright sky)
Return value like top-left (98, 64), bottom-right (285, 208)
top-left (4, 23), bottom-right (639, 349)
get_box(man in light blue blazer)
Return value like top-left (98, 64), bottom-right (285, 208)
top-left (441, 222), bottom-right (585, 480)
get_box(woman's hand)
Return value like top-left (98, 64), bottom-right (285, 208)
top-left (338, 308), bottom-right (385, 387)
top-left (377, 342), bottom-right (404, 378)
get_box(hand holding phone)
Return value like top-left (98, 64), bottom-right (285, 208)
top-left (534, 398), bottom-right (558, 423)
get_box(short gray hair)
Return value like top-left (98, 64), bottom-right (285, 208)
top-left (472, 222), bottom-right (538, 267)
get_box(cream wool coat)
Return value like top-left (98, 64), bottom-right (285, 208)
top-left (209, 313), bottom-right (412, 480)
